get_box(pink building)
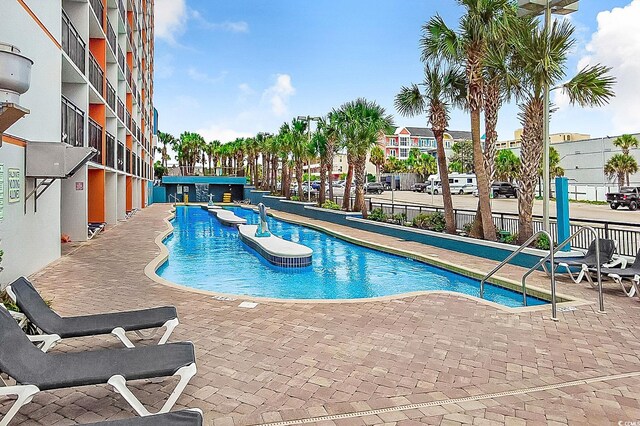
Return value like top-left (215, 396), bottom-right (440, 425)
top-left (381, 127), bottom-right (471, 160)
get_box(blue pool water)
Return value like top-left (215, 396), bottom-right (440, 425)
top-left (157, 206), bottom-right (547, 307)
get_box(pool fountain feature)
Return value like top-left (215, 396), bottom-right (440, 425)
top-left (238, 203), bottom-right (312, 267)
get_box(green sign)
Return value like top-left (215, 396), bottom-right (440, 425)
top-left (0, 164), bottom-right (4, 221)
top-left (8, 168), bottom-right (20, 203)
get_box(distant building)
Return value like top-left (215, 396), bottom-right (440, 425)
top-left (509, 133), bottom-right (640, 187)
top-left (379, 127), bottom-right (472, 161)
top-left (497, 129), bottom-right (591, 150)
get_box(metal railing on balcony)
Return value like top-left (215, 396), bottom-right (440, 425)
top-left (126, 148), bottom-right (132, 173)
top-left (117, 98), bottom-right (125, 122)
top-left (117, 142), bottom-right (125, 171)
top-left (88, 118), bottom-right (103, 164)
top-left (61, 96), bottom-right (84, 147)
top-left (88, 53), bottom-right (104, 97)
top-left (106, 80), bottom-right (116, 112)
top-left (118, 47), bottom-right (125, 73)
top-left (106, 132), bottom-right (115, 168)
top-left (89, 0), bottom-right (104, 25)
top-left (118, 0), bottom-right (126, 23)
top-left (125, 111), bottom-right (131, 130)
top-left (61, 10), bottom-right (86, 73)
top-left (106, 17), bottom-right (117, 54)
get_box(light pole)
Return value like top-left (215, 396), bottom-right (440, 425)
top-left (518, 0), bottom-right (579, 231)
top-left (297, 115), bottom-right (321, 201)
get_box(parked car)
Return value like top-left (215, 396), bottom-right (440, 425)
top-left (364, 182), bottom-right (385, 194)
top-left (411, 182), bottom-right (428, 192)
top-left (448, 173), bottom-right (477, 195)
top-left (454, 184), bottom-right (477, 195)
top-left (425, 182), bottom-right (442, 195)
top-left (606, 186), bottom-right (640, 210)
top-left (311, 180), bottom-right (322, 190)
top-left (491, 182), bottom-right (518, 198)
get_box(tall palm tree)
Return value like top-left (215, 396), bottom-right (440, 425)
top-left (605, 154), bottom-right (638, 188)
top-left (370, 145), bottom-right (385, 182)
top-left (337, 98), bottom-right (394, 216)
top-left (412, 153), bottom-right (437, 181)
top-left (395, 63), bottom-right (465, 234)
top-left (287, 118), bottom-right (308, 199)
top-left (277, 124), bottom-right (293, 199)
top-left (422, 1), bottom-right (512, 241)
top-left (157, 131), bottom-right (175, 168)
top-left (317, 113), bottom-right (342, 201)
top-left (204, 140), bottom-right (220, 176)
top-left (312, 128), bottom-right (329, 205)
top-left (513, 18), bottom-right (614, 243)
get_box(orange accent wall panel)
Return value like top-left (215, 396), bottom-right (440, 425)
top-left (88, 169), bottom-right (106, 223)
top-left (141, 183), bottom-right (146, 208)
top-left (89, 38), bottom-right (106, 70)
top-left (126, 176), bottom-right (133, 211)
top-left (126, 93), bottom-right (132, 112)
top-left (126, 134), bottom-right (132, 149)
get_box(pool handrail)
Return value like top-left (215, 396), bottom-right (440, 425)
top-left (523, 226), bottom-right (604, 317)
top-left (480, 230), bottom-right (556, 319)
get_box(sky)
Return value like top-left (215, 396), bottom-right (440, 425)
top-left (153, 0), bottom-right (639, 150)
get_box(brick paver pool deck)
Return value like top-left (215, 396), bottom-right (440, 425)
top-left (3, 203), bottom-right (640, 425)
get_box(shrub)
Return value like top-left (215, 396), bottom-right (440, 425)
top-left (463, 222), bottom-right (473, 235)
top-left (535, 233), bottom-right (551, 250)
top-left (498, 231), bottom-right (518, 244)
top-left (368, 208), bottom-right (387, 222)
top-left (391, 213), bottom-right (407, 225)
top-left (321, 200), bottom-right (341, 210)
top-left (412, 212), bottom-right (446, 232)
top-left (290, 195), bottom-right (300, 201)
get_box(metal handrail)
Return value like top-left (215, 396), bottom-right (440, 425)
top-left (480, 230), bottom-right (556, 318)
top-left (168, 194), bottom-right (179, 204)
top-left (522, 226), bottom-right (604, 316)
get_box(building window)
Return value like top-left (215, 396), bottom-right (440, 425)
top-left (400, 148), bottom-right (408, 158)
top-left (445, 141), bottom-right (452, 149)
top-left (389, 149), bottom-right (397, 157)
top-left (400, 137), bottom-right (409, 146)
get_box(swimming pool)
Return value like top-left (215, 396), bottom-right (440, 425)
top-left (157, 206), bottom-right (547, 307)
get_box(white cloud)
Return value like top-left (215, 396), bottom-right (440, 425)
top-left (195, 124), bottom-right (253, 143)
top-left (190, 10), bottom-right (249, 33)
top-left (239, 83), bottom-right (255, 95)
top-left (577, 0), bottom-right (640, 133)
top-left (262, 74), bottom-right (296, 116)
top-left (154, 0), bottom-right (187, 44)
top-left (187, 67), bottom-right (227, 84)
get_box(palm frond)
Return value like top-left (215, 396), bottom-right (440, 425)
top-left (395, 84), bottom-right (425, 118)
top-left (558, 64), bottom-right (616, 108)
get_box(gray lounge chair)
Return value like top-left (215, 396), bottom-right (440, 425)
top-left (585, 248), bottom-right (640, 297)
top-left (89, 409), bottom-right (203, 425)
top-left (546, 239), bottom-right (617, 284)
top-left (0, 305), bottom-right (197, 426)
top-left (6, 277), bottom-right (179, 351)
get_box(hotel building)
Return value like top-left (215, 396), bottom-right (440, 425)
top-left (0, 0), bottom-right (157, 284)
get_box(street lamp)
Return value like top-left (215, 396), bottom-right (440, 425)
top-left (518, 0), bottom-right (579, 232)
top-left (297, 115), bottom-right (321, 201)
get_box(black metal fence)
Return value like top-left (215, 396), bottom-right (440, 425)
top-left (88, 118), bottom-right (103, 164)
top-left (331, 196), bottom-right (640, 257)
top-left (106, 132), bottom-right (115, 168)
top-left (88, 53), bottom-right (104, 97)
top-left (61, 96), bottom-right (84, 147)
top-left (61, 10), bottom-right (85, 73)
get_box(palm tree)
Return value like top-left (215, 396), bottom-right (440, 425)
top-left (204, 140), bottom-right (220, 176)
top-left (395, 63), bottom-right (465, 235)
top-left (513, 18), bottom-right (614, 243)
top-left (422, 1), bottom-right (512, 241)
top-left (337, 98), bottom-right (394, 217)
top-left (312, 128), bottom-right (329, 205)
top-left (317, 113), bottom-right (342, 201)
top-left (157, 131), bottom-right (175, 168)
top-left (495, 149), bottom-right (521, 183)
top-left (613, 134), bottom-right (639, 184)
top-left (605, 154), bottom-right (638, 188)
top-left (286, 118), bottom-right (308, 199)
top-left (370, 145), bottom-right (385, 182)
top-left (412, 153), bottom-right (437, 181)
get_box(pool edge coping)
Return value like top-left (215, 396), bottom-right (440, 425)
top-left (144, 206), bottom-right (591, 314)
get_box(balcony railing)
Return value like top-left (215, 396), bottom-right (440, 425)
top-left (126, 111), bottom-right (131, 130)
top-left (88, 118), bottom-right (103, 164)
top-left (88, 53), bottom-right (104, 97)
top-left (61, 96), bottom-right (84, 147)
top-left (118, 47), bottom-right (125, 73)
top-left (106, 17), bottom-right (117, 53)
top-left (117, 142), bottom-right (125, 171)
top-left (89, 0), bottom-right (104, 25)
top-left (118, 0), bottom-right (126, 23)
top-left (106, 80), bottom-right (116, 112)
top-left (61, 10), bottom-right (86, 73)
top-left (117, 98), bottom-right (125, 122)
top-left (106, 132), bottom-right (115, 168)
top-left (126, 148), bottom-right (132, 173)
